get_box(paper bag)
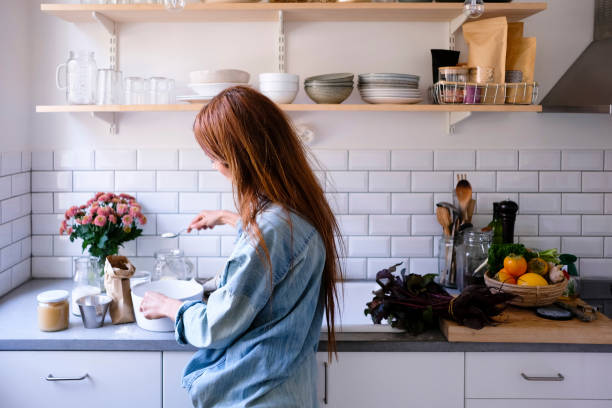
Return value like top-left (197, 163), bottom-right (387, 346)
top-left (505, 37), bottom-right (537, 103)
top-left (104, 255), bottom-right (136, 324)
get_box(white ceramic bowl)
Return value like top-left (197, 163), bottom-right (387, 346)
top-left (259, 82), bottom-right (299, 92)
top-left (189, 69), bottom-right (250, 84)
top-left (131, 279), bottom-right (203, 332)
top-left (188, 82), bottom-right (245, 98)
top-left (259, 73), bottom-right (299, 83)
top-left (260, 89), bottom-right (298, 104)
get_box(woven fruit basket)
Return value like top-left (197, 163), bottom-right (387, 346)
top-left (484, 270), bottom-right (568, 307)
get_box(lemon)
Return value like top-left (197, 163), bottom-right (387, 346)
top-left (517, 272), bottom-right (548, 286)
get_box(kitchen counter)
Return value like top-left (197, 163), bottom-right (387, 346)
top-left (1, 279), bottom-right (611, 353)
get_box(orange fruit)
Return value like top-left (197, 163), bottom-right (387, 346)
top-left (517, 273), bottom-right (548, 286)
top-left (527, 258), bottom-right (549, 276)
top-left (504, 254), bottom-right (527, 278)
top-left (497, 268), bottom-right (517, 285)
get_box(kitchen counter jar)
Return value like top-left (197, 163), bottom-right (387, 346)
top-left (455, 230), bottom-right (492, 290)
top-left (37, 290), bottom-right (69, 332)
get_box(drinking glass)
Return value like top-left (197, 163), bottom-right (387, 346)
top-left (124, 76), bottom-right (147, 105)
top-left (148, 77), bottom-right (175, 104)
top-left (96, 69), bottom-right (123, 105)
top-left (72, 257), bottom-right (101, 316)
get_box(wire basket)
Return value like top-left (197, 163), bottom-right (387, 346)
top-left (433, 81), bottom-right (539, 105)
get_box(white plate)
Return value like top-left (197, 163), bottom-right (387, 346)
top-left (361, 96), bottom-right (424, 104)
top-left (176, 95), bottom-right (210, 104)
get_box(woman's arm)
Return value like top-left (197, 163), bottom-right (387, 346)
top-left (187, 210), bottom-right (240, 232)
top-left (139, 291), bottom-right (183, 322)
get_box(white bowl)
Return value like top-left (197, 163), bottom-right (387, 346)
top-left (131, 280), bottom-right (203, 332)
top-left (259, 82), bottom-right (299, 92)
top-left (259, 73), bottom-right (299, 83)
top-left (260, 89), bottom-right (298, 104)
top-left (188, 82), bottom-right (245, 98)
top-left (189, 69), bottom-right (250, 84)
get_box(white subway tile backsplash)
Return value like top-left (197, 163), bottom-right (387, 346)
top-left (326, 171), bottom-right (368, 192)
top-left (582, 215), bottom-right (612, 236)
top-left (562, 193), bottom-right (604, 214)
top-left (412, 172), bottom-right (453, 192)
top-left (519, 236), bottom-right (561, 251)
top-left (11, 259), bottom-right (30, 289)
top-left (391, 236), bottom-right (432, 257)
top-left (95, 149), bottom-right (137, 170)
top-left (606, 151), bottom-right (612, 171)
top-left (539, 172), bottom-right (581, 192)
top-left (562, 150), bottom-right (604, 171)
top-left (54, 192), bottom-right (92, 213)
top-left (137, 149), bottom-right (178, 170)
top-left (411, 214), bottom-right (442, 236)
top-left (337, 215), bottom-right (368, 236)
top-left (1, 196), bottom-right (24, 223)
top-left (579, 259), bottom-right (612, 279)
top-left (179, 193), bottom-right (220, 213)
top-left (32, 151), bottom-right (53, 171)
top-left (325, 193), bottom-right (348, 214)
top-left (453, 172), bottom-right (496, 192)
top-left (73, 171), bottom-right (114, 192)
top-left (349, 193), bottom-right (390, 214)
top-left (369, 172), bottom-right (410, 192)
top-left (519, 150), bottom-right (560, 171)
top-left (136, 192), bottom-right (178, 214)
top-left (342, 258), bottom-right (366, 280)
top-left (366, 258), bottom-right (407, 279)
top-left (140, 213), bottom-right (156, 236)
top-left (1, 152), bottom-right (22, 176)
top-left (32, 236), bottom-right (53, 256)
top-left (11, 173), bottom-right (30, 196)
top-left (32, 214), bottom-right (64, 235)
top-left (391, 150), bottom-right (433, 171)
top-left (605, 238), bottom-right (612, 257)
top-left (54, 150), bottom-right (94, 170)
top-left (53, 236), bottom-right (85, 257)
top-left (348, 236), bottom-right (390, 257)
top-left (434, 150), bottom-right (475, 171)
top-left (539, 215), bottom-right (581, 236)
top-left (497, 172), bottom-right (538, 192)
top-left (199, 171), bottom-right (232, 192)
top-left (221, 236), bottom-right (236, 257)
top-left (0, 177), bottom-right (11, 200)
top-left (477, 150), bottom-right (517, 170)
top-left (392, 193), bottom-right (433, 214)
top-left (156, 214), bottom-right (197, 236)
top-left (32, 257), bottom-right (72, 278)
top-left (476, 193), bottom-right (519, 214)
top-left (136, 236), bottom-right (178, 257)
top-left (310, 150), bottom-right (348, 171)
top-left (179, 149), bottom-right (210, 170)
top-left (221, 193), bottom-right (237, 212)
top-left (348, 150), bottom-right (389, 170)
top-left (179, 236), bottom-right (220, 256)
top-left (606, 194), bottom-right (612, 214)
top-left (115, 171), bottom-right (155, 192)
top-left (118, 240), bottom-right (137, 257)
top-left (197, 257), bottom-right (228, 279)
top-left (32, 171), bottom-right (72, 192)
top-left (0, 271), bottom-right (10, 297)
top-left (21, 152), bottom-right (31, 172)
top-left (32, 193), bottom-right (53, 213)
top-left (198, 224), bottom-right (236, 236)
top-left (369, 215), bottom-right (410, 235)
top-left (157, 171), bottom-right (198, 192)
top-left (515, 215), bottom-right (539, 236)
top-left (12, 216), bottom-right (30, 242)
top-left (0, 242), bottom-right (20, 270)
top-left (561, 237), bottom-right (603, 258)
top-left (21, 237), bottom-right (31, 260)
top-left (582, 172), bottom-right (612, 192)
top-left (519, 193), bottom-right (561, 214)
top-left (409, 258), bottom-right (438, 276)
top-left (0, 223), bottom-right (11, 248)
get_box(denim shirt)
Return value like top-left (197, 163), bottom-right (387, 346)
top-left (174, 204), bottom-right (326, 407)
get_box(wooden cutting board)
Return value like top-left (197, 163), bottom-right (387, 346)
top-left (440, 303), bottom-right (612, 344)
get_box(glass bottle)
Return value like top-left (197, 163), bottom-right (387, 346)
top-left (491, 202), bottom-right (503, 245)
top-left (72, 257), bottom-right (102, 316)
top-left (499, 200), bottom-right (519, 244)
top-left (56, 51), bottom-right (98, 105)
top-left (154, 249), bottom-right (194, 281)
top-left (437, 236), bottom-right (455, 288)
top-left (455, 229), bottom-right (492, 289)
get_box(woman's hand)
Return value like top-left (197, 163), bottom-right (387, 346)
top-left (187, 210), bottom-right (240, 232)
top-left (139, 291), bottom-right (182, 321)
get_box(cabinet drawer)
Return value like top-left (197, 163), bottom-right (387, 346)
top-left (466, 352), bottom-right (612, 400)
top-left (0, 351), bottom-right (161, 408)
top-left (163, 352), bottom-right (195, 408)
top-left (467, 399), bottom-right (612, 408)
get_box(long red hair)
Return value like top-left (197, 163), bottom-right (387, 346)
top-left (193, 86), bottom-right (342, 359)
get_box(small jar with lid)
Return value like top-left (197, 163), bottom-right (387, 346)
top-left (439, 67), bottom-right (469, 82)
top-left (37, 290), bottom-right (69, 332)
top-left (439, 67), bottom-right (468, 103)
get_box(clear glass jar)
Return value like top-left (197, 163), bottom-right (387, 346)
top-left (437, 236), bottom-right (455, 288)
top-left (154, 249), bottom-right (194, 281)
top-left (72, 257), bottom-right (102, 316)
top-left (56, 51), bottom-right (97, 105)
top-left (438, 66), bottom-right (469, 82)
top-left (455, 230), bottom-right (492, 290)
top-left (37, 290), bottom-right (70, 332)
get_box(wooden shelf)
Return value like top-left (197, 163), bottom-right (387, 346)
top-left (36, 104), bottom-right (543, 113)
top-left (40, 3), bottom-right (546, 23)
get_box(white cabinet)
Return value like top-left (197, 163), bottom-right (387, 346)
top-left (163, 351), bottom-right (194, 408)
top-left (467, 400), bottom-right (612, 408)
top-left (317, 352), bottom-right (464, 408)
top-left (0, 351), bottom-right (161, 408)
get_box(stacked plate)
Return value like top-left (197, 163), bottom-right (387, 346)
top-left (358, 73), bottom-right (423, 104)
top-left (304, 73), bottom-right (354, 104)
top-left (177, 69), bottom-right (250, 103)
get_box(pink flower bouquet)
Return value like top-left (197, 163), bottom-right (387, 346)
top-left (60, 192), bottom-right (147, 274)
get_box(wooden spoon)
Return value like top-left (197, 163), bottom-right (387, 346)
top-left (436, 206), bottom-right (452, 237)
top-left (466, 198), bottom-right (476, 223)
top-left (455, 176), bottom-right (472, 223)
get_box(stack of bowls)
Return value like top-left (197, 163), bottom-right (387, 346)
top-left (358, 73), bottom-right (423, 104)
top-left (258, 73), bottom-right (299, 104)
top-left (186, 69), bottom-right (250, 100)
top-left (304, 73), bottom-right (354, 104)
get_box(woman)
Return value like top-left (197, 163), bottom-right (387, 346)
top-left (140, 86), bottom-right (342, 407)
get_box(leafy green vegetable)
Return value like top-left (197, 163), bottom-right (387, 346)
top-left (536, 248), bottom-right (560, 264)
top-left (487, 243), bottom-right (536, 273)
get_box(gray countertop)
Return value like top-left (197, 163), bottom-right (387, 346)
top-left (1, 279), bottom-right (611, 353)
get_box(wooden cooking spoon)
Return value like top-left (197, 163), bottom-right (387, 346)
top-left (436, 206), bottom-right (452, 237)
top-left (455, 175), bottom-right (472, 223)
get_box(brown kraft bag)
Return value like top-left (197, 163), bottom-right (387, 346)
top-left (104, 255), bottom-right (136, 324)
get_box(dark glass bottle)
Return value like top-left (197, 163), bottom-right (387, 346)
top-left (499, 200), bottom-right (519, 244)
top-left (491, 202), bottom-right (503, 245)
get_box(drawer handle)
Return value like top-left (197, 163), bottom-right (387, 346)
top-left (323, 361), bottom-right (328, 405)
top-left (521, 373), bottom-right (564, 382)
top-left (45, 374), bottom-right (89, 382)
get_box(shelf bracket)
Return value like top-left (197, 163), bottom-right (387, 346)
top-left (91, 112), bottom-right (118, 135)
top-left (445, 111), bottom-right (471, 135)
top-left (277, 10), bottom-right (285, 73)
top-left (448, 14), bottom-right (467, 50)
top-left (92, 12), bottom-right (118, 70)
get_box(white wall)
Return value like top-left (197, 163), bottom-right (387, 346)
top-left (29, 0), bottom-right (612, 150)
